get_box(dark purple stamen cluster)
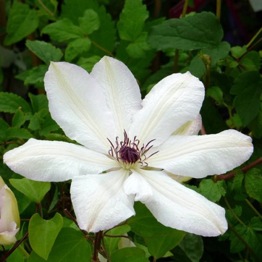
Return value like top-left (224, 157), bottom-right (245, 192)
top-left (108, 131), bottom-right (157, 166)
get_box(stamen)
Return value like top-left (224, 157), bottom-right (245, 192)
top-left (107, 130), bottom-right (158, 167)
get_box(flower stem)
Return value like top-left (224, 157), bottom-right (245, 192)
top-left (92, 231), bottom-right (103, 262)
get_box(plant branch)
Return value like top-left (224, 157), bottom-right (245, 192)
top-left (0, 232), bottom-right (28, 261)
top-left (215, 157), bottom-right (262, 181)
top-left (92, 231), bottom-right (103, 262)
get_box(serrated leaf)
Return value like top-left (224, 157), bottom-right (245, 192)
top-left (206, 86), bottom-right (224, 105)
top-left (6, 127), bottom-right (32, 140)
top-left (240, 51), bottom-right (261, 71)
top-left (111, 247), bottom-right (147, 262)
top-left (29, 213), bottom-right (63, 260)
top-left (29, 94), bottom-right (48, 112)
top-left (199, 179), bottom-right (226, 202)
top-left (117, 0), bottom-right (148, 41)
top-left (126, 33), bottom-right (151, 58)
top-left (77, 55), bottom-right (101, 72)
top-left (9, 178), bottom-right (51, 203)
top-left (231, 71), bottom-right (262, 125)
top-left (0, 92), bottom-right (31, 113)
top-left (61, 0), bottom-right (116, 53)
top-left (26, 40), bottom-right (63, 64)
top-left (16, 65), bottom-right (48, 87)
top-left (79, 9), bottom-right (100, 35)
top-left (12, 109), bottom-right (27, 128)
top-left (245, 169), bottom-right (262, 202)
top-left (149, 12), bottom-right (223, 50)
top-left (42, 19), bottom-right (83, 42)
top-left (128, 203), bottom-right (185, 258)
top-left (4, 2), bottom-right (39, 45)
top-left (65, 38), bottom-right (91, 62)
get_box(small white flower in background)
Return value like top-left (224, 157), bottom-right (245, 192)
top-left (0, 177), bottom-right (20, 245)
top-left (4, 56), bottom-right (253, 237)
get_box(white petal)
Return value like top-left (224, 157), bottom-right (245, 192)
top-left (149, 130), bottom-right (253, 178)
top-left (173, 114), bottom-right (202, 135)
top-left (44, 62), bottom-right (114, 153)
top-left (3, 139), bottom-right (115, 182)
top-left (124, 171), bottom-right (153, 202)
top-left (129, 72), bottom-right (204, 145)
top-left (91, 56), bottom-right (142, 135)
top-left (71, 170), bottom-right (135, 232)
top-left (130, 169), bottom-right (228, 236)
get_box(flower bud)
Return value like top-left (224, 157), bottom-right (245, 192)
top-left (0, 177), bottom-right (20, 245)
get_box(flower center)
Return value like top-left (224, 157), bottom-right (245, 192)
top-left (107, 131), bottom-right (157, 168)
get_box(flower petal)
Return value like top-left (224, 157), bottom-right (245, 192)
top-left (71, 170), bottom-right (135, 232)
top-left (3, 139), bottom-right (115, 182)
top-left (44, 62), bottom-right (114, 153)
top-left (128, 169), bottom-right (228, 236)
top-left (129, 72), bottom-right (204, 145)
top-left (173, 114), bottom-right (202, 135)
top-left (91, 56), bottom-right (142, 135)
top-left (149, 130), bottom-right (253, 178)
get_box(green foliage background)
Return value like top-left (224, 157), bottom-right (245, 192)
top-left (0, 0), bottom-right (261, 261)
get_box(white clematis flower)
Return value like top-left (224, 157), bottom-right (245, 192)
top-left (0, 177), bottom-right (20, 245)
top-left (4, 56), bottom-right (253, 237)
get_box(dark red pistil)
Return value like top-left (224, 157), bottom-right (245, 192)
top-left (119, 146), bottom-right (140, 163)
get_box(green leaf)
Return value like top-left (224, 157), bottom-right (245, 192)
top-left (45, 228), bottom-right (91, 262)
top-left (42, 19), bottom-right (83, 42)
top-left (79, 9), bottom-right (100, 35)
top-left (5, 127), bottom-right (32, 140)
top-left (240, 51), bottom-right (260, 71)
top-left (26, 40), bottom-right (63, 64)
top-left (16, 65), bottom-right (48, 87)
top-left (117, 0), bottom-right (148, 41)
top-left (111, 247), bottom-right (147, 262)
top-left (199, 179), bottom-right (226, 202)
top-left (104, 225), bottom-right (131, 257)
top-left (61, 0), bottom-right (116, 54)
top-left (4, 2), bottom-right (39, 45)
top-left (12, 109), bottom-right (27, 128)
top-left (9, 178), bottom-right (51, 203)
top-left (77, 55), bottom-right (101, 72)
top-left (231, 71), bottom-right (262, 125)
top-left (188, 56), bottom-right (206, 78)
top-left (29, 213), bottom-right (63, 260)
top-left (128, 203), bottom-right (185, 258)
top-left (203, 41), bottom-right (230, 65)
top-left (29, 93), bottom-right (48, 113)
top-left (0, 92), bottom-right (31, 114)
top-left (149, 12), bottom-right (223, 50)
top-left (126, 33), bottom-right (151, 58)
top-left (245, 169), bottom-right (262, 202)
top-left (179, 234), bottom-right (204, 262)
top-left (65, 38), bottom-right (91, 62)
top-left (206, 86), bottom-right (224, 105)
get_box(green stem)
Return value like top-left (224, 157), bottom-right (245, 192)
top-left (216, 0), bottom-right (221, 20)
top-left (246, 27), bottom-right (262, 49)
top-left (37, 0), bottom-right (55, 17)
top-left (245, 199), bottom-right (262, 219)
top-left (224, 197), bottom-right (246, 226)
top-left (181, 0), bottom-right (189, 17)
top-left (91, 40), bottom-right (113, 56)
